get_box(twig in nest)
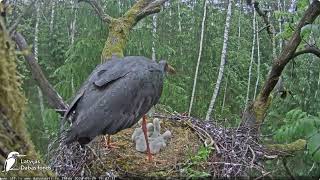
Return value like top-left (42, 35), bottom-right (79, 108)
top-left (248, 146), bottom-right (256, 168)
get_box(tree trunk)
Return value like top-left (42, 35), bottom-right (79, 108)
top-left (33, 1), bottom-right (45, 124)
top-left (98, 0), bottom-right (169, 61)
top-left (0, 13), bottom-right (52, 176)
top-left (253, 17), bottom-right (260, 99)
top-left (152, 14), bottom-right (157, 61)
top-left (277, 0), bottom-right (283, 51)
top-left (177, 1), bottom-right (182, 33)
top-left (49, 0), bottom-right (55, 34)
top-left (245, 5), bottom-right (256, 108)
top-left (242, 1), bottom-right (320, 133)
top-left (70, 0), bottom-right (78, 46)
top-left (205, 0), bottom-right (233, 120)
top-left (188, 0), bottom-right (208, 116)
top-left (70, 0), bottom-right (78, 94)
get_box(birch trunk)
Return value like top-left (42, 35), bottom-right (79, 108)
top-left (278, 0), bottom-right (283, 51)
top-left (188, 0), bottom-right (208, 116)
top-left (152, 14), bottom-right (157, 61)
top-left (49, 0), bottom-right (55, 34)
top-left (221, 75), bottom-right (228, 111)
top-left (70, 0), bottom-right (78, 46)
top-left (177, 1), bottom-right (182, 33)
top-left (237, 0), bottom-right (241, 50)
top-left (205, 0), bottom-right (233, 121)
top-left (254, 17), bottom-right (260, 99)
top-left (34, 1), bottom-right (45, 124)
top-left (245, 5), bottom-right (256, 108)
top-left (70, 0), bottom-right (78, 94)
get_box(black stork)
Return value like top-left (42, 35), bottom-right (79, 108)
top-left (64, 56), bottom-right (175, 161)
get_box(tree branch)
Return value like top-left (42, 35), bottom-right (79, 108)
top-left (242, 0), bottom-right (320, 130)
top-left (253, 1), bottom-right (275, 36)
top-left (12, 32), bottom-right (67, 114)
top-left (259, 1), bottom-right (320, 103)
top-left (292, 45), bottom-right (320, 59)
top-left (78, 0), bottom-right (113, 23)
top-left (137, 0), bottom-right (169, 22)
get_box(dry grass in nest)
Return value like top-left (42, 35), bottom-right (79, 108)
top-left (87, 119), bottom-right (203, 177)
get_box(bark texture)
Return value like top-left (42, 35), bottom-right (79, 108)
top-left (242, 0), bottom-right (320, 132)
top-left (0, 15), bottom-right (52, 176)
top-left (205, 0), bottom-right (232, 120)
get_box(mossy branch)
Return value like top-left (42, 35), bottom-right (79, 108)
top-left (81, 0), bottom-right (169, 61)
top-left (267, 139), bottom-right (306, 153)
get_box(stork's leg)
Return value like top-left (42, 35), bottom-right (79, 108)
top-left (142, 115), bottom-right (152, 162)
top-left (103, 135), bottom-right (119, 149)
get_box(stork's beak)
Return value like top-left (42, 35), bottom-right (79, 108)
top-left (17, 154), bottom-right (26, 157)
top-left (167, 64), bottom-right (176, 74)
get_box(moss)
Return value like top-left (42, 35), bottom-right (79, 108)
top-left (253, 95), bottom-right (272, 125)
top-left (0, 18), bottom-right (54, 177)
top-left (101, 0), bottom-right (148, 61)
top-left (267, 139), bottom-right (306, 153)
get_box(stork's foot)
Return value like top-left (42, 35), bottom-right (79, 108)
top-left (103, 136), bottom-right (120, 150)
top-left (104, 142), bottom-right (120, 149)
top-left (146, 153), bottom-right (153, 162)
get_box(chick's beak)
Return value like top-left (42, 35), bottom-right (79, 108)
top-left (167, 64), bottom-right (176, 74)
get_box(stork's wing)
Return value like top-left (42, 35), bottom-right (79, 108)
top-left (94, 69), bottom-right (130, 87)
top-left (63, 88), bottom-right (85, 121)
top-left (64, 58), bottom-right (132, 121)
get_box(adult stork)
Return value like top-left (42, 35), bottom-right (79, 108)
top-left (64, 56), bottom-right (175, 161)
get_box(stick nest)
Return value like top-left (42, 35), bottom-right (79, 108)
top-left (49, 113), bottom-right (288, 178)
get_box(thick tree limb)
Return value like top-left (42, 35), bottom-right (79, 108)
top-left (12, 32), bottom-right (67, 114)
top-left (242, 0), bottom-right (320, 130)
top-left (78, 0), bottom-right (112, 23)
top-left (137, 0), bottom-right (168, 22)
top-left (100, 0), bottom-right (169, 60)
top-left (292, 45), bottom-right (320, 59)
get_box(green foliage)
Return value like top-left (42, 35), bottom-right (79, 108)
top-left (183, 146), bottom-right (212, 178)
top-left (274, 109), bottom-right (320, 168)
top-left (14, 0), bottom-right (320, 177)
top-left (301, 24), bottom-right (320, 38)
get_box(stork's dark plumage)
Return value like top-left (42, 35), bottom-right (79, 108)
top-left (64, 56), bottom-right (174, 160)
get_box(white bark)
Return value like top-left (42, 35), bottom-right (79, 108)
top-left (34, 1), bottom-right (45, 123)
top-left (152, 14), bottom-right (157, 61)
top-left (177, 1), bottom-right (182, 32)
top-left (188, 0), bottom-right (208, 116)
top-left (221, 76), bottom-right (228, 111)
top-left (278, 0), bottom-right (283, 51)
top-left (70, 0), bottom-right (78, 45)
top-left (253, 17), bottom-right (260, 99)
top-left (237, 0), bottom-right (241, 50)
top-left (205, 0), bottom-right (233, 121)
top-left (245, 5), bottom-right (256, 108)
top-left (118, 0), bottom-right (121, 14)
top-left (289, 0), bottom-right (297, 13)
top-left (50, 0), bottom-right (55, 34)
